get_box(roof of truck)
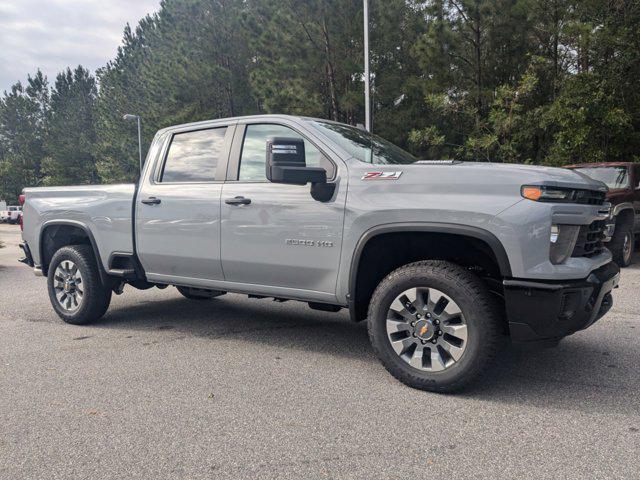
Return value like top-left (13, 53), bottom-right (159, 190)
top-left (156, 114), bottom-right (332, 135)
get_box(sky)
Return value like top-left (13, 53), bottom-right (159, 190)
top-left (0, 0), bottom-right (160, 93)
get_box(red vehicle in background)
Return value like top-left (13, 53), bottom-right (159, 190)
top-left (566, 162), bottom-right (640, 267)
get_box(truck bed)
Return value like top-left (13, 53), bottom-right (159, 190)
top-left (21, 184), bottom-right (136, 272)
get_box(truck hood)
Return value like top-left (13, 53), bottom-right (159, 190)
top-left (605, 188), bottom-right (634, 202)
top-left (349, 160), bottom-right (609, 210)
top-left (406, 161), bottom-right (609, 192)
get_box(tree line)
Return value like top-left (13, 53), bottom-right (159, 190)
top-left (1, 0), bottom-right (638, 203)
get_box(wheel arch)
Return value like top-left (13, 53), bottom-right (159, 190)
top-left (348, 223), bottom-right (512, 322)
top-left (613, 205), bottom-right (634, 224)
top-left (39, 220), bottom-right (111, 285)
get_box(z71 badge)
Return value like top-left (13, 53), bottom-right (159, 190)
top-left (362, 171), bottom-right (403, 180)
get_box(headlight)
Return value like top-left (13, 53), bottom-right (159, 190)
top-left (521, 185), bottom-right (576, 202)
top-left (549, 224), bottom-right (580, 264)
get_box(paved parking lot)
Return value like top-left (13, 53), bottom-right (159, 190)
top-left (0, 223), bottom-right (639, 479)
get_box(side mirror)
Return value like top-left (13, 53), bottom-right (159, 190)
top-left (266, 137), bottom-right (327, 185)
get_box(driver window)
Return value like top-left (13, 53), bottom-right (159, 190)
top-left (238, 124), bottom-right (334, 182)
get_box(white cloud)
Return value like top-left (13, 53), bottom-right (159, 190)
top-left (0, 0), bottom-right (160, 93)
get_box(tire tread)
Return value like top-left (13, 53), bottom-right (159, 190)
top-left (367, 260), bottom-right (503, 392)
top-left (47, 245), bottom-right (112, 325)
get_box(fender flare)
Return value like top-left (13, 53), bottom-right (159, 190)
top-left (348, 222), bottom-right (512, 299)
top-left (612, 203), bottom-right (634, 220)
top-left (39, 220), bottom-right (111, 285)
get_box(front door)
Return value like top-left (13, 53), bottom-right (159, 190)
top-left (220, 122), bottom-right (346, 299)
top-left (136, 123), bottom-right (234, 284)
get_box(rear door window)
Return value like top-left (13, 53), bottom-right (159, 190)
top-left (160, 127), bottom-right (227, 183)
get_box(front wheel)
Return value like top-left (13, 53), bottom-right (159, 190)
top-left (47, 245), bottom-right (112, 325)
top-left (367, 260), bottom-right (504, 392)
top-left (610, 221), bottom-right (634, 267)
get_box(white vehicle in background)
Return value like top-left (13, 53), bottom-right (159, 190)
top-left (0, 206), bottom-right (22, 224)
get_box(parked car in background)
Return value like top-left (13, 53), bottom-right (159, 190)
top-left (566, 162), bottom-right (639, 267)
top-left (0, 206), bottom-right (22, 224)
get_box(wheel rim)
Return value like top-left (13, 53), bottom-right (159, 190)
top-left (623, 232), bottom-right (632, 263)
top-left (54, 260), bottom-right (84, 312)
top-left (386, 287), bottom-right (468, 372)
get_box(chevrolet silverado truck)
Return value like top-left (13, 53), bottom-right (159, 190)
top-left (566, 162), bottom-right (640, 267)
top-left (18, 115), bottom-right (619, 392)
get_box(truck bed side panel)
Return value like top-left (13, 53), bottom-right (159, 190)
top-left (22, 184), bottom-right (135, 271)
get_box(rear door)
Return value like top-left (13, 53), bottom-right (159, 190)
top-left (136, 123), bottom-right (235, 284)
top-left (220, 121), bottom-right (346, 300)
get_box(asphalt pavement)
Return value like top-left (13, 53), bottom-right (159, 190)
top-left (0, 223), bottom-right (638, 479)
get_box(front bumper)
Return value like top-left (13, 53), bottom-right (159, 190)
top-left (503, 261), bottom-right (620, 343)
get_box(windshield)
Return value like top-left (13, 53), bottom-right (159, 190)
top-left (307, 120), bottom-right (418, 165)
top-left (574, 166), bottom-right (630, 189)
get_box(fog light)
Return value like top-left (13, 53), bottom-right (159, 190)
top-left (549, 224), bottom-right (580, 265)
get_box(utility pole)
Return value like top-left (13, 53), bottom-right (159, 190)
top-left (363, 0), bottom-right (371, 132)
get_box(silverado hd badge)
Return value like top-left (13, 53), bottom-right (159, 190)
top-left (362, 171), bottom-right (403, 180)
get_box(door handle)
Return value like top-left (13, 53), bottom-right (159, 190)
top-left (225, 196), bottom-right (251, 206)
top-left (141, 197), bottom-right (161, 205)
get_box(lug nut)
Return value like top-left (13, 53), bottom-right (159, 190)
top-left (412, 333), bottom-right (416, 337)
top-left (411, 321), bottom-right (416, 327)
top-left (416, 314), bottom-right (421, 319)
top-left (434, 319), bottom-right (440, 325)
top-left (421, 340), bottom-right (427, 345)
top-left (431, 339), bottom-right (437, 344)
top-left (438, 330), bottom-right (443, 336)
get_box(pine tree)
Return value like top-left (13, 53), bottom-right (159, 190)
top-left (42, 66), bottom-right (98, 185)
top-left (0, 71), bottom-right (49, 202)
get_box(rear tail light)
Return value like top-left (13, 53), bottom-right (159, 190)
top-left (18, 194), bottom-right (25, 231)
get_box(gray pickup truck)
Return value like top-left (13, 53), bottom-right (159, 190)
top-left (19, 114), bottom-right (619, 392)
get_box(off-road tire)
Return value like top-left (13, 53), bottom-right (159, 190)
top-left (367, 260), bottom-right (504, 392)
top-left (47, 245), bottom-right (112, 325)
top-left (610, 219), bottom-right (634, 267)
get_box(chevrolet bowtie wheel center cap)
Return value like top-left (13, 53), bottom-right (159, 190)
top-left (413, 319), bottom-right (435, 340)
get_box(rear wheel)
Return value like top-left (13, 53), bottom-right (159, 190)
top-left (367, 260), bottom-right (503, 392)
top-left (47, 245), bottom-right (112, 325)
